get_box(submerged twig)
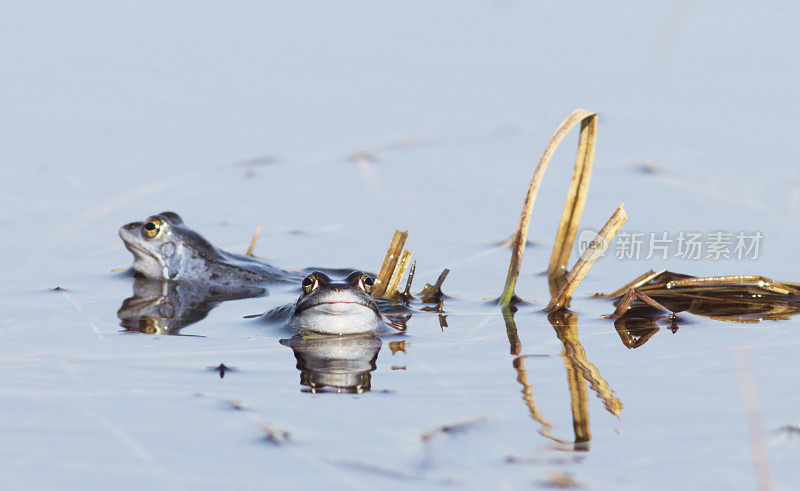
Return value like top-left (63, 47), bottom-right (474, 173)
top-left (499, 109), bottom-right (599, 306)
top-left (420, 268), bottom-right (450, 304)
top-left (257, 421), bottom-right (291, 446)
top-left (246, 222), bottom-right (262, 257)
top-left (544, 203), bottom-right (627, 312)
top-left (420, 415), bottom-right (491, 442)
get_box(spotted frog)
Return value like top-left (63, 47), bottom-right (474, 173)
top-left (119, 212), bottom-right (297, 286)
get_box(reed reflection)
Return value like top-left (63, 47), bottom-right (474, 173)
top-left (503, 306), bottom-right (622, 450)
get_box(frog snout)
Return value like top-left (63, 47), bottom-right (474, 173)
top-left (121, 221), bottom-right (142, 232)
top-left (119, 221), bottom-right (142, 239)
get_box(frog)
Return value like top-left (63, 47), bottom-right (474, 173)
top-left (119, 212), bottom-right (298, 286)
top-left (285, 271), bottom-right (385, 335)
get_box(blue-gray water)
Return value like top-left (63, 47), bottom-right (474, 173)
top-left (2, 2), bottom-right (800, 489)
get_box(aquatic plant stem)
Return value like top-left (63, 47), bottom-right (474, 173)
top-left (548, 116), bottom-right (597, 275)
top-left (499, 109), bottom-right (598, 306)
top-left (544, 202), bottom-right (627, 312)
top-left (374, 229), bottom-right (408, 297)
top-left (246, 221), bottom-right (262, 257)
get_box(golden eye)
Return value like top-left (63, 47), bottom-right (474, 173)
top-left (143, 219), bottom-right (164, 239)
top-left (360, 274), bottom-right (374, 294)
top-left (302, 275), bottom-right (317, 294)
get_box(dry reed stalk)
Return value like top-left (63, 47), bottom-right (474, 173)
top-left (373, 229), bottom-right (408, 297)
top-left (548, 115), bottom-right (598, 275)
top-left (544, 203), bottom-right (627, 312)
top-left (399, 260), bottom-right (417, 300)
top-left (601, 269), bottom-right (665, 299)
top-left (385, 249), bottom-right (413, 298)
top-left (246, 222), bottom-right (262, 257)
top-left (499, 109), bottom-right (598, 306)
top-left (666, 275), bottom-right (800, 295)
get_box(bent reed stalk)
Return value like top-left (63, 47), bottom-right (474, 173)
top-left (499, 109), bottom-right (601, 306)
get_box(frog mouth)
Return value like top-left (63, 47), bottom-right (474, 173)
top-left (295, 300), bottom-right (379, 316)
top-left (120, 229), bottom-right (169, 279)
top-left (123, 241), bottom-right (161, 262)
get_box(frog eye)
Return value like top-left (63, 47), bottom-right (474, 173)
top-left (360, 274), bottom-right (374, 294)
top-left (302, 274), bottom-right (318, 295)
top-left (142, 218), bottom-right (165, 239)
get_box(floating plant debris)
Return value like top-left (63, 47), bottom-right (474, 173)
top-left (420, 415), bottom-right (491, 442)
top-left (208, 363), bottom-right (236, 378)
top-left (419, 268), bottom-right (449, 304)
top-left (604, 270), bottom-right (800, 322)
top-left (257, 421), bottom-right (291, 446)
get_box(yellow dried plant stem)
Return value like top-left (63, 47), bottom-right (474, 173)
top-left (547, 115), bottom-right (598, 275)
top-left (544, 203), bottom-right (627, 312)
top-left (374, 229), bottom-right (408, 297)
top-left (384, 250), bottom-right (413, 299)
top-left (499, 109), bottom-right (598, 306)
top-left (665, 275), bottom-right (800, 296)
top-left (246, 221), bottom-right (262, 257)
top-left (601, 269), bottom-right (665, 299)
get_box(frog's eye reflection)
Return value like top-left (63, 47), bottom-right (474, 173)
top-left (302, 275), bottom-right (317, 294)
top-left (142, 219), bottom-right (163, 239)
top-left (360, 274), bottom-right (374, 294)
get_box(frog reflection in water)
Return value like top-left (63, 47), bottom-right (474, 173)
top-left (281, 333), bottom-right (382, 394)
top-left (119, 212), bottom-right (297, 286)
top-left (118, 277), bottom-right (266, 335)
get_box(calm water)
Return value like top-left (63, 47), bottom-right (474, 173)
top-left (2, 2), bottom-right (800, 489)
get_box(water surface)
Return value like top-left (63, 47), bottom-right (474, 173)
top-left (2, 2), bottom-right (800, 489)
